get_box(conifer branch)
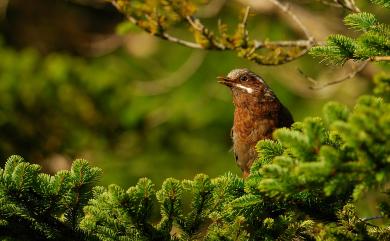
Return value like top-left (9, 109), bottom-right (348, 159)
top-left (1, 93), bottom-right (390, 240)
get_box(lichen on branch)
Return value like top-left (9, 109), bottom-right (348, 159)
top-left (111, 0), bottom-right (315, 65)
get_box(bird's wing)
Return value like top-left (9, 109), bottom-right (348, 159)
top-left (278, 104), bottom-right (294, 128)
top-left (230, 128), bottom-right (239, 164)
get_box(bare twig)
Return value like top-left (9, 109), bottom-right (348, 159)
top-left (266, 0), bottom-right (315, 63)
top-left (359, 215), bottom-right (384, 228)
top-left (336, 0), bottom-right (361, 12)
top-left (241, 6), bottom-right (251, 44)
top-left (253, 39), bottom-right (313, 49)
top-left (242, 6), bottom-right (250, 24)
top-left (160, 32), bottom-right (204, 49)
top-left (268, 0), bottom-right (314, 42)
top-left (315, 0), bottom-right (343, 8)
top-left (371, 56), bottom-right (390, 61)
top-left (315, 0), bottom-right (361, 12)
top-left (361, 215), bottom-right (384, 222)
top-left (299, 60), bottom-right (369, 89)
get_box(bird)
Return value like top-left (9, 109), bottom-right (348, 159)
top-left (217, 68), bottom-right (293, 178)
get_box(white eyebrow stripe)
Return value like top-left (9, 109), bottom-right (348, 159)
top-left (254, 75), bottom-right (264, 83)
top-left (235, 84), bottom-right (254, 94)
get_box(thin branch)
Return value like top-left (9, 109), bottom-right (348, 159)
top-left (268, 0), bottom-right (314, 42)
top-left (185, 15), bottom-right (226, 49)
top-left (361, 215), bottom-right (384, 222)
top-left (359, 215), bottom-right (384, 228)
top-left (371, 56), bottom-right (390, 61)
top-left (116, 0), bottom-right (313, 51)
top-left (112, 1), bottom-right (204, 49)
top-left (264, 0), bottom-right (315, 63)
top-left (299, 60), bottom-right (369, 89)
top-left (241, 6), bottom-right (250, 45)
top-left (112, 0), bottom-right (318, 65)
top-left (242, 6), bottom-right (250, 24)
top-left (253, 39), bottom-right (313, 49)
top-left (315, 0), bottom-right (343, 8)
top-left (316, 0), bottom-right (361, 12)
top-left (160, 32), bottom-right (204, 49)
top-left (336, 0), bottom-right (361, 12)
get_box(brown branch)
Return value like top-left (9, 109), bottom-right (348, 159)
top-left (253, 39), bottom-right (313, 49)
top-left (263, 0), bottom-right (315, 64)
top-left (241, 6), bottom-right (250, 45)
top-left (316, 0), bottom-right (361, 12)
top-left (112, 1), bottom-right (204, 49)
top-left (315, 0), bottom-right (343, 8)
top-left (160, 32), bottom-right (204, 49)
top-left (185, 15), bottom-right (225, 49)
top-left (268, 0), bottom-right (314, 42)
top-left (361, 215), bottom-right (384, 222)
top-left (112, 0), bottom-right (317, 65)
top-left (299, 60), bottom-right (369, 90)
top-left (359, 215), bottom-right (384, 228)
top-left (371, 56), bottom-right (390, 61)
top-left (336, 0), bottom-right (361, 12)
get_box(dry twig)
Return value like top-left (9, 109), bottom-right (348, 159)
top-left (299, 60), bottom-right (369, 90)
top-left (268, 0), bottom-right (314, 41)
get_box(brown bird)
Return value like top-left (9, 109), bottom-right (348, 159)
top-left (218, 68), bottom-right (293, 178)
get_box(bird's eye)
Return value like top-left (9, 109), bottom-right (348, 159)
top-left (239, 75), bottom-right (248, 81)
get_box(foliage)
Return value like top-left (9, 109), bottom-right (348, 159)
top-left (0, 38), bottom-right (241, 185)
top-left (370, 0), bottom-right (390, 8)
top-left (373, 72), bottom-right (390, 101)
top-left (310, 1), bottom-right (390, 64)
top-left (1, 94), bottom-right (389, 240)
top-left (0, 156), bottom-right (101, 241)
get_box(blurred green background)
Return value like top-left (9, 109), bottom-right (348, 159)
top-left (0, 0), bottom-right (387, 187)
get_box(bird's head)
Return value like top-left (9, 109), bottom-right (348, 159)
top-left (217, 68), bottom-right (272, 99)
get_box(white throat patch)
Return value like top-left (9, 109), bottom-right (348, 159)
top-left (235, 84), bottom-right (254, 94)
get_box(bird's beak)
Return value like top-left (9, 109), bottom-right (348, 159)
top-left (217, 76), bottom-right (234, 87)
